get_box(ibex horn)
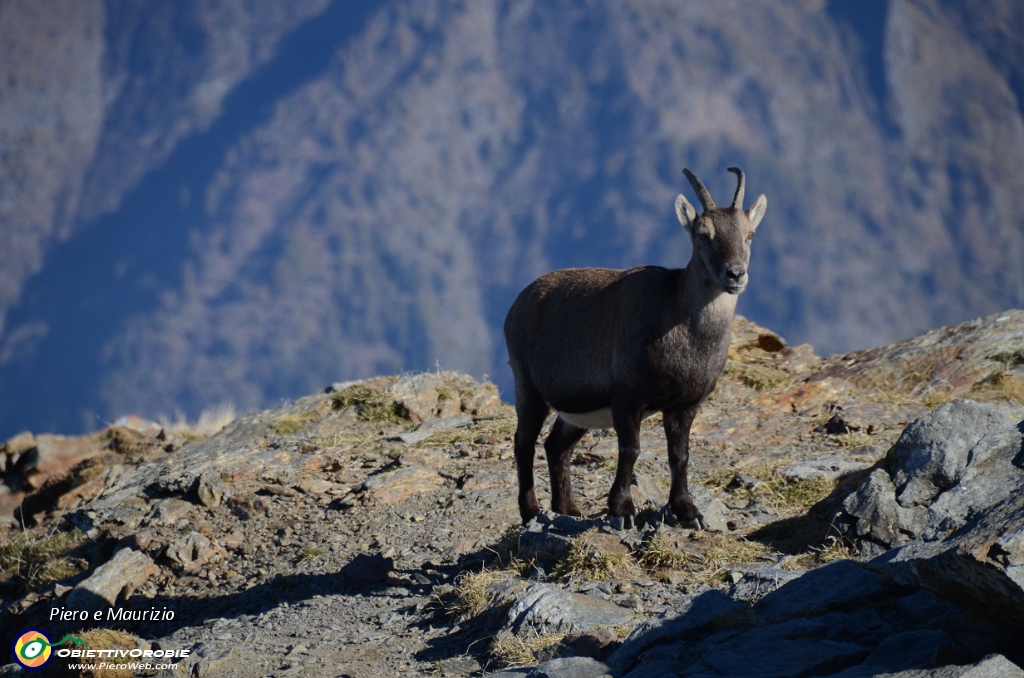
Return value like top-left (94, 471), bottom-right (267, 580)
top-left (727, 167), bottom-right (745, 209)
top-left (682, 168), bottom-right (716, 212)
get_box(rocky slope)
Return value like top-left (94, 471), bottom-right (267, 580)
top-left (2, 311), bottom-right (1024, 676)
top-left (5, 0), bottom-right (1024, 439)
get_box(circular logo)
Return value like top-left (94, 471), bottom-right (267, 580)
top-left (13, 629), bottom-right (52, 669)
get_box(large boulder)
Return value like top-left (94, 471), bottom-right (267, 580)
top-left (875, 422), bottom-right (1024, 630)
top-left (823, 399), bottom-right (1024, 556)
top-left (888, 400), bottom-right (1022, 507)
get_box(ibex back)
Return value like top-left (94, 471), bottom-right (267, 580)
top-left (504, 168), bottom-right (767, 529)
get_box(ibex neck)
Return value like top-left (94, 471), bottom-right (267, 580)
top-left (680, 263), bottom-right (738, 329)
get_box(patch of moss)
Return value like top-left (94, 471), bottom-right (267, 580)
top-left (269, 419), bottom-right (305, 435)
top-left (58, 629), bottom-right (139, 677)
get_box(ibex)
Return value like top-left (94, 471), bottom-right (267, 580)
top-left (504, 168), bottom-right (767, 529)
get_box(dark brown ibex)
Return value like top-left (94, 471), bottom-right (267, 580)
top-left (504, 168), bottom-right (767, 529)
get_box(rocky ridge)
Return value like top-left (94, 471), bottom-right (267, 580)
top-left (2, 311), bottom-right (1024, 676)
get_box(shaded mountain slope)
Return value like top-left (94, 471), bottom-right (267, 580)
top-left (2, 0), bottom-right (1024, 437)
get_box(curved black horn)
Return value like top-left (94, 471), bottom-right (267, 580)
top-left (682, 168), bottom-right (716, 212)
top-left (727, 167), bottom-right (745, 209)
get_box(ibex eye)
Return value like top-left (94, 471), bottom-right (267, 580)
top-left (747, 233), bottom-right (754, 241)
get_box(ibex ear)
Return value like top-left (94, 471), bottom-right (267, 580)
top-left (747, 194), bottom-right (767, 229)
top-left (675, 194), bottom-right (697, 233)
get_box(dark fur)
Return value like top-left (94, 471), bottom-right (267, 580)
top-left (504, 168), bottom-right (767, 529)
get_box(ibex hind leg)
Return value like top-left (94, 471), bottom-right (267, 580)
top-left (544, 416), bottom-right (587, 517)
top-left (512, 382), bottom-right (549, 524)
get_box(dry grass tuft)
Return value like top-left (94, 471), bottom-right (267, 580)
top-left (635, 534), bottom-right (688, 571)
top-left (635, 531), bottom-right (771, 587)
top-left (781, 534), bottom-right (859, 570)
top-left (967, 372), bottom-right (1024, 406)
top-left (490, 633), bottom-right (565, 668)
top-left (832, 431), bottom-right (874, 448)
top-left (0, 528), bottom-right (89, 590)
top-left (491, 524), bottom-right (533, 575)
top-left (158, 402), bottom-right (236, 439)
top-left (552, 530), bottom-right (635, 582)
top-left (707, 464), bottom-right (838, 519)
top-left (442, 569), bottom-right (515, 619)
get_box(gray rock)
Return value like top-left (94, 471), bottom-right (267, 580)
top-left (165, 531), bottom-right (227, 572)
top-left (195, 470), bottom-right (226, 508)
top-left (530, 657), bottom-right (612, 678)
top-left (727, 564), bottom-right (804, 603)
top-left (483, 657), bottom-right (611, 678)
top-left (66, 547), bottom-right (159, 608)
top-left (339, 553), bottom-right (394, 587)
top-left (437, 657), bottom-right (483, 677)
top-left (607, 589), bottom-right (744, 671)
top-left (631, 474), bottom-right (728, 531)
top-left (622, 660), bottom-right (681, 678)
top-left (518, 511), bottom-right (604, 564)
top-left (776, 451), bottom-right (877, 481)
top-left (689, 484), bottom-right (728, 532)
top-left (630, 472), bottom-right (666, 509)
top-left (874, 422), bottom-right (1024, 630)
top-left (852, 630), bottom-right (953, 674)
top-left (390, 414), bottom-right (473, 444)
top-left (502, 583), bottom-right (634, 637)
top-left (754, 559), bottom-right (882, 622)
top-left (833, 654), bottom-right (1024, 677)
top-left (689, 616), bottom-right (871, 678)
top-left (889, 399), bottom-right (1023, 507)
top-left (150, 497), bottom-right (194, 525)
top-left (921, 425), bottom-right (1024, 538)
top-left (840, 468), bottom-right (926, 552)
top-left (893, 590), bottom-right (954, 629)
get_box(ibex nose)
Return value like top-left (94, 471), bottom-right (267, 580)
top-left (726, 266), bottom-right (746, 281)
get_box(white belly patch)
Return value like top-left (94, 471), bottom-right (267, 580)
top-left (557, 408), bottom-right (658, 430)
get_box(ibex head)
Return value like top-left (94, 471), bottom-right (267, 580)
top-left (675, 167), bottom-right (767, 294)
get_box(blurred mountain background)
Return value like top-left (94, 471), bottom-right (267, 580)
top-left (2, 0), bottom-right (1023, 438)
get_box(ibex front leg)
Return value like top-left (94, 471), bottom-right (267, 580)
top-left (664, 404), bottom-right (706, 530)
top-left (608, 404), bottom-right (643, 530)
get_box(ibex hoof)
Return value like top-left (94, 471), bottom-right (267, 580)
top-left (608, 514), bottom-right (635, 531)
top-left (679, 515), bottom-right (705, 530)
top-left (660, 505), bottom-right (707, 531)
